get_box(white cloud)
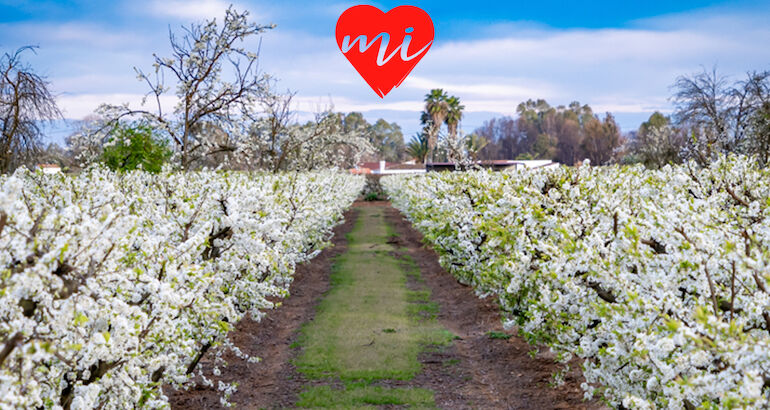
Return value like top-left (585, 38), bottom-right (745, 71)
top-left (292, 95), bottom-right (422, 113)
top-left (403, 76), bottom-right (555, 99)
top-left (148, 0), bottom-right (234, 20)
top-left (0, 22), bottom-right (147, 50)
top-left (592, 103), bottom-right (672, 114)
top-left (57, 93), bottom-right (178, 120)
top-left (429, 29), bottom-right (738, 67)
top-left (8, 1), bottom-right (768, 139)
top-left (391, 12), bottom-right (768, 132)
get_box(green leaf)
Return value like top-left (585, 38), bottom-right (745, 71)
top-left (73, 312), bottom-right (88, 326)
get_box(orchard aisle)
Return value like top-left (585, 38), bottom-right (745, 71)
top-left (291, 203), bottom-right (452, 407)
top-left (170, 202), bottom-right (603, 409)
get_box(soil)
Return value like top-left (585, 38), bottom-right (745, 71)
top-left (381, 202), bottom-right (605, 410)
top-left (168, 201), bottom-right (606, 409)
top-left (166, 207), bottom-right (359, 409)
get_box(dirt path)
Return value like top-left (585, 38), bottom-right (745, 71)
top-left (167, 207), bottom-right (358, 408)
top-left (169, 201), bottom-right (603, 409)
top-left (382, 203), bottom-right (604, 409)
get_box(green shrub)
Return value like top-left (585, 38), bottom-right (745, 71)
top-left (101, 124), bottom-right (171, 173)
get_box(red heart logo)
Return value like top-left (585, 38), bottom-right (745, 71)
top-left (335, 5), bottom-right (434, 98)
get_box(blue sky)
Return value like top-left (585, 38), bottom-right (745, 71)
top-left (2, 0), bottom-right (770, 145)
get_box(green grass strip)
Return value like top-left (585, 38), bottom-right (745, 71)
top-left (295, 207), bottom-right (452, 381)
top-left (293, 206), bottom-right (454, 408)
top-left (297, 384), bottom-right (435, 409)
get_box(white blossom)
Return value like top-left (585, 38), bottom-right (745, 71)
top-left (0, 166), bottom-right (363, 408)
top-left (383, 155), bottom-right (770, 408)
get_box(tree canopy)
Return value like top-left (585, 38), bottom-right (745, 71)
top-left (473, 100), bottom-right (623, 165)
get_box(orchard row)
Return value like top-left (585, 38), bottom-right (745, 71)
top-left (0, 168), bottom-right (363, 409)
top-left (384, 157), bottom-right (770, 409)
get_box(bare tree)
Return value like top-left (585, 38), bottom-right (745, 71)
top-left (66, 114), bottom-right (108, 168)
top-left (741, 71), bottom-right (770, 165)
top-left (271, 110), bottom-right (373, 171)
top-left (238, 92), bottom-right (374, 172)
top-left (0, 46), bottom-right (61, 173)
top-left (90, 7), bottom-right (274, 170)
top-left (246, 89), bottom-right (295, 171)
top-left (752, 102), bottom-right (770, 166)
top-left (672, 67), bottom-right (770, 165)
top-left (240, 89), bottom-right (299, 172)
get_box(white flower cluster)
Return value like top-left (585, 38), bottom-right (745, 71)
top-left (383, 156), bottom-right (770, 409)
top-left (0, 167), bottom-right (363, 409)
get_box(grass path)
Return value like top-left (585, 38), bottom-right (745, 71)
top-left (168, 202), bottom-right (601, 409)
top-left (293, 206), bottom-right (453, 408)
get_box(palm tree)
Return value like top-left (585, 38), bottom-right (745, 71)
top-left (423, 89), bottom-right (449, 162)
top-left (406, 133), bottom-right (429, 163)
top-left (444, 95), bottom-right (464, 143)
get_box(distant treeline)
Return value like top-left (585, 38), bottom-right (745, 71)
top-left (470, 68), bottom-right (770, 167)
top-left (472, 99), bottom-right (621, 166)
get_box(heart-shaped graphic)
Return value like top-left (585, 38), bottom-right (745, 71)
top-left (336, 5), bottom-right (434, 98)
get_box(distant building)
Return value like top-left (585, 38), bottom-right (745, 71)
top-left (352, 160), bottom-right (426, 175)
top-left (351, 160), bottom-right (559, 174)
top-left (36, 164), bottom-right (61, 174)
top-left (426, 160), bottom-right (560, 172)
top-left (505, 160), bottom-right (560, 170)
